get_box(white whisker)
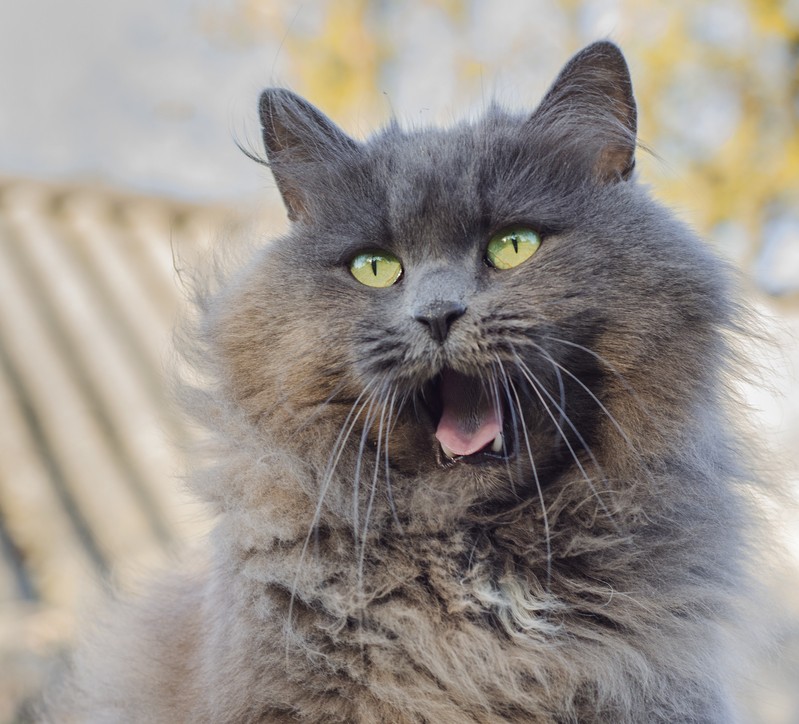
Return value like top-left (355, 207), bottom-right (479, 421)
top-left (529, 340), bottom-right (647, 466)
top-left (286, 382), bottom-right (378, 661)
top-left (352, 392), bottom-right (381, 544)
top-left (509, 348), bottom-right (619, 529)
top-left (383, 385), bottom-right (403, 532)
top-left (488, 363), bottom-right (518, 498)
top-left (540, 335), bottom-right (652, 420)
top-left (495, 356), bottom-right (552, 586)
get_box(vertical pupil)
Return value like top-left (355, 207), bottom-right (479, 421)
top-left (511, 236), bottom-right (519, 254)
top-left (371, 258), bottom-right (378, 276)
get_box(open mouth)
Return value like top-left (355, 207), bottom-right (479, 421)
top-left (422, 368), bottom-right (515, 466)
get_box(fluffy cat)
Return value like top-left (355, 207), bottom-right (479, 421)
top-left (45, 41), bottom-right (758, 722)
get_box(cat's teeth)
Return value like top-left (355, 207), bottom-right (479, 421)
top-left (491, 433), bottom-right (504, 453)
top-left (441, 442), bottom-right (458, 459)
top-left (440, 434), bottom-right (503, 459)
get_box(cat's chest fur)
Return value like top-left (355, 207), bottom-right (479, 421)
top-left (211, 519), bottom-right (566, 723)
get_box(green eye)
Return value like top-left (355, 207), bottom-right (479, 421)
top-left (349, 250), bottom-right (403, 288)
top-left (486, 228), bottom-right (541, 270)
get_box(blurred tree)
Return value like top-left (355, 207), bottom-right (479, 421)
top-left (206, 0), bottom-right (799, 302)
top-left (627, 0), bottom-right (799, 302)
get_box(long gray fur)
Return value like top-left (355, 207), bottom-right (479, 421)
top-left (44, 41), bottom-right (757, 723)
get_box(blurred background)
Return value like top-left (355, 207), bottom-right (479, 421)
top-left (0, 0), bottom-right (797, 721)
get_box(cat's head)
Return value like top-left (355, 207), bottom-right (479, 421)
top-left (207, 42), bottom-right (732, 525)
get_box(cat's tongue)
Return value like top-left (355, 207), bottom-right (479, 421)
top-left (435, 369), bottom-right (502, 457)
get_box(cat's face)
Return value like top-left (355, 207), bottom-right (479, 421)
top-left (211, 42), bottom-right (728, 520)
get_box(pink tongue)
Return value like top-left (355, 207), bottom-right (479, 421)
top-left (434, 370), bottom-right (502, 456)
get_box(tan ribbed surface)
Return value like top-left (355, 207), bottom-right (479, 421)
top-left (0, 178), bottom-right (237, 718)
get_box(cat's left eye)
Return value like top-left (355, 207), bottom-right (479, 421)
top-left (486, 228), bottom-right (541, 270)
top-left (349, 250), bottom-right (403, 288)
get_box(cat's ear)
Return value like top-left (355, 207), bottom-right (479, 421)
top-left (531, 41), bottom-right (637, 182)
top-left (259, 89), bottom-right (361, 222)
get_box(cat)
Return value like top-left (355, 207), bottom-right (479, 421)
top-left (44, 40), bottom-right (759, 723)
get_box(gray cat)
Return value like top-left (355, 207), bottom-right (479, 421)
top-left (46, 41), bottom-right (757, 722)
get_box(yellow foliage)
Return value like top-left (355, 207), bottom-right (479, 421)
top-left (218, 0), bottom-right (798, 294)
top-left (284, 1), bottom-right (384, 126)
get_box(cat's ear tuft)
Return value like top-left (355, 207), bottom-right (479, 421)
top-left (259, 89), bottom-right (360, 221)
top-left (532, 41), bottom-right (637, 183)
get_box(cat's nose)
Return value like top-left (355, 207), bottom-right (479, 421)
top-left (414, 301), bottom-right (466, 343)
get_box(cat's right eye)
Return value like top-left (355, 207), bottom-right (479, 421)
top-left (486, 228), bottom-right (541, 270)
top-left (349, 251), bottom-right (403, 288)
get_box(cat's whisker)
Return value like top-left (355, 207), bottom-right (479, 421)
top-left (316, 387), bottom-right (377, 531)
top-left (509, 350), bottom-right (619, 528)
top-left (361, 383), bottom-right (391, 544)
top-left (513, 353), bottom-right (622, 504)
top-left (286, 383), bottom-right (378, 655)
top-left (550, 346), bottom-right (567, 432)
top-left (355, 382), bottom-right (392, 658)
top-left (290, 377), bottom-right (359, 434)
top-left (357, 383), bottom-right (393, 608)
top-left (498, 361), bottom-right (527, 492)
top-left (539, 335), bottom-right (653, 420)
top-left (352, 391), bottom-right (382, 545)
top-left (383, 385), bottom-right (403, 532)
top-left (528, 342), bottom-right (650, 472)
top-left (246, 372), bottom-right (353, 436)
top-left (494, 355), bottom-right (551, 587)
top-left (488, 361), bottom-right (518, 499)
